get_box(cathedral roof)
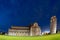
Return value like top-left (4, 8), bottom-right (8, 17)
top-left (10, 26), bottom-right (29, 30)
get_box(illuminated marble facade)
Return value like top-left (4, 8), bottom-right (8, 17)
top-left (50, 16), bottom-right (57, 34)
top-left (8, 22), bottom-right (41, 36)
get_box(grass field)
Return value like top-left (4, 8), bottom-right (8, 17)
top-left (0, 34), bottom-right (60, 40)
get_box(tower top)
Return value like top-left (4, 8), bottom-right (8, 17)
top-left (51, 16), bottom-right (56, 19)
top-left (50, 16), bottom-right (57, 22)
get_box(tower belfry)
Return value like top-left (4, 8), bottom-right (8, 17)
top-left (50, 16), bottom-right (57, 34)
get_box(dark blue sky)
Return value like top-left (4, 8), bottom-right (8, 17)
top-left (0, 0), bottom-right (60, 32)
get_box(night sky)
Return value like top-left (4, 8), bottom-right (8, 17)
top-left (0, 0), bottom-right (60, 32)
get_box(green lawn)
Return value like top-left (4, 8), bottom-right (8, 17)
top-left (0, 34), bottom-right (60, 40)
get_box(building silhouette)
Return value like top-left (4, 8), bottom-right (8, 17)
top-left (8, 22), bottom-right (41, 36)
top-left (50, 16), bottom-right (57, 34)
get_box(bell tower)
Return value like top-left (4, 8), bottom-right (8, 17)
top-left (50, 16), bottom-right (57, 34)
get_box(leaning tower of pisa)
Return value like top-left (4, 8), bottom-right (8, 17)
top-left (50, 16), bottom-right (57, 34)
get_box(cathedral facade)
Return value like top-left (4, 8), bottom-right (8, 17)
top-left (8, 22), bottom-right (41, 36)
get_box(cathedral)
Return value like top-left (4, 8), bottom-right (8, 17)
top-left (8, 22), bottom-right (41, 36)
